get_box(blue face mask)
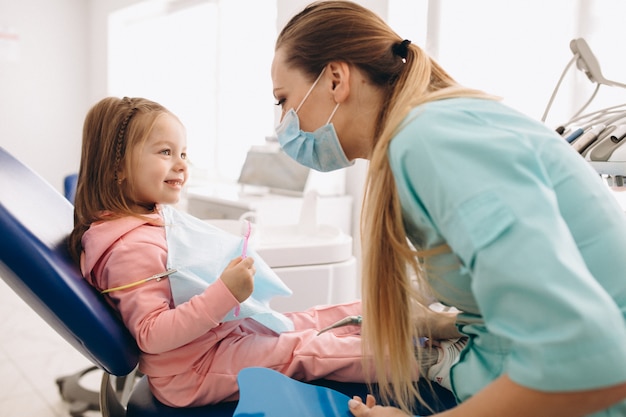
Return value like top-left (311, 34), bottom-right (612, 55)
top-left (275, 69), bottom-right (354, 172)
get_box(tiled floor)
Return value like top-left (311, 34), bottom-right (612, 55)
top-left (0, 278), bottom-right (102, 417)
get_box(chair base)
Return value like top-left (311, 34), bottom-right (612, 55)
top-left (126, 376), bottom-right (238, 417)
top-left (58, 366), bottom-right (140, 417)
top-left (56, 366), bottom-right (101, 417)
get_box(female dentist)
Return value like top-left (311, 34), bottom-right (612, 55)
top-left (271, 1), bottom-right (626, 416)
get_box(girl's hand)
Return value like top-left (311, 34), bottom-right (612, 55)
top-left (219, 256), bottom-right (255, 302)
top-left (414, 304), bottom-right (462, 340)
top-left (348, 395), bottom-right (412, 417)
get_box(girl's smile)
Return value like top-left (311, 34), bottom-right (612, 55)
top-left (127, 113), bottom-right (188, 212)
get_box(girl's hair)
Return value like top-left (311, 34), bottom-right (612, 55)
top-left (68, 96), bottom-right (175, 264)
top-left (277, 1), bottom-right (495, 412)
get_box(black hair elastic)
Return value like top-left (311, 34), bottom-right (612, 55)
top-left (392, 39), bottom-right (411, 60)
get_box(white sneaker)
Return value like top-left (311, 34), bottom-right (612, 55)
top-left (427, 337), bottom-right (468, 390)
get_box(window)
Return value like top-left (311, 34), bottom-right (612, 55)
top-left (108, 0), bottom-right (277, 184)
top-left (388, 0), bottom-right (626, 127)
top-left (109, 0), bottom-right (626, 185)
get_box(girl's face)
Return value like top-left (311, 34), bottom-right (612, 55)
top-left (128, 113), bottom-right (188, 212)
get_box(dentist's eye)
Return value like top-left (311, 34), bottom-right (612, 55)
top-left (275, 98), bottom-right (285, 107)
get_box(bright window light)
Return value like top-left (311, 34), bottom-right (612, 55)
top-left (108, 0), bottom-right (277, 185)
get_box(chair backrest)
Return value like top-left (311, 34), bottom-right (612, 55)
top-left (0, 147), bottom-right (139, 376)
top-left (64, 173), bottom-right (78, 203)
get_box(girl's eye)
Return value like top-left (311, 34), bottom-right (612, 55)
top-left (181, 153), bottom-right (187, 160)
top-left (275, 98), bottom-right (285, 107)
top-left (160, 149), bottom-right (172, 156)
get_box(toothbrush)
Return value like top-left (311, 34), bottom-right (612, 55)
top-left (241, 219), bottom-right (251, 259)
top-left (234, 219), bottom-right (251, 317)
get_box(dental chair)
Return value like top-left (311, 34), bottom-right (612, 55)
top-left (64, 172), bottom-right (78, 203)
top-left (0, 146), bottom-right (238, 416)
top-left (0, 146), bottom-right (456, 416)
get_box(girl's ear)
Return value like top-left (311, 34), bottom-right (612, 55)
top-left (326, 61), bottom-right (351, 103)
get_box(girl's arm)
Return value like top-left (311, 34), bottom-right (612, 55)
top-left (100, 229), bottom-right (240, 354)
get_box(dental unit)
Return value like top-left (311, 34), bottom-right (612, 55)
top-left (544, 38), bottom-right (626, 187)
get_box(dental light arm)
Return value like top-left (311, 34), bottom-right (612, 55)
top-left (540, 39), bottom-right (626, 181)
top-left (570, 38), bottom-right (626, 89)
top-left (542, 38), bottom-right (626, 123)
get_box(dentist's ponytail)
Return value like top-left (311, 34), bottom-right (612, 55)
top-left (277, 1), bottom-right (495, 412)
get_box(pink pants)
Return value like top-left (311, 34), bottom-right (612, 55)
top-left (149, 300), bottom-right (369, 407)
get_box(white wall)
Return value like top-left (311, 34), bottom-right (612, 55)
top-left (87, 0), bottom-right (145, 104)
top-left (0, 0), bottom-right (165, 192)
top-left (0, 0), bottom-right (88, 193)
top-left (0, 0), bottom-right (382, 202)
top-left (276, 0), bottom-right (387, 28)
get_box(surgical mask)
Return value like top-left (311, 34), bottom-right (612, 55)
top-left (275, 69), bottom-right (354, 172)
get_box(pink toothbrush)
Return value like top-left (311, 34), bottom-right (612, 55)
top-left (234, 220), bottom-right (251, 317)
top-left (241, 219), bottom-right (251, 259)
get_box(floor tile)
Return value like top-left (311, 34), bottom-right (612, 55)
top-left (0, 278), bottom-right (102, 416)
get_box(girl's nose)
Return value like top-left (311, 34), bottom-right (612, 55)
top-left (175, 156), bottom-right (187, 171)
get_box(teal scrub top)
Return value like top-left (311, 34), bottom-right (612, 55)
top-left (388, 98), bottom-right (626, 414)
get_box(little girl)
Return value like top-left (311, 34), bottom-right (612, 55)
top-left (68, 96), bottom-right (463, 408)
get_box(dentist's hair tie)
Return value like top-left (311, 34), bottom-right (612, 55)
top-left (392, 39), bottom-right (411, 61)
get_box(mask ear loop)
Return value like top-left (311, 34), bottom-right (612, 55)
top-left (295, 67), bottom-right (327, 113)
top-left (326, 103), bottom-right (340, 124)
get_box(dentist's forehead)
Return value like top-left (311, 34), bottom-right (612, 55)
top-left (271, 48), bottom-right (288, 87)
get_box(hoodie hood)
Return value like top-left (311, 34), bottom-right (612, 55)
top-left (80, 213), bottom-right (162, 278)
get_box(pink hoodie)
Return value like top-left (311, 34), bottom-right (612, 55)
top-left (81, 212), bottom-right (366, 407)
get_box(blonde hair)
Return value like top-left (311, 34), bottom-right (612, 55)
top-left (278, 1), bottom-right (495, 412)
top-left (68, 97), bottom-right (177, 264)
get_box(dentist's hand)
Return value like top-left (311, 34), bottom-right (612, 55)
top-left (349, 395), bottom-right (411, 417)
top-left (220, 256), bottom-right (255, 302)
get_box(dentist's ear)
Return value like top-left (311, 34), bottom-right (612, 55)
top-left (327, 61), bottom-right (351, 103)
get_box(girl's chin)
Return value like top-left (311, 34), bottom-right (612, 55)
top-left (162, 196), bottom-right (181, 206)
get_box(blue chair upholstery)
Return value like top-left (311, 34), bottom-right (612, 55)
top-left (64, 173), bottom-right (78, 203)
top-left (0, 147), bottom-right (456, 416)
top-left (0, 148), bottom-right (138, 374)
top-left (235, 367), bottom-right (457, 416)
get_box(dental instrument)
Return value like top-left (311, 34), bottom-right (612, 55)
top-left (564, 127), bottom-right (584, 143)
top-left (316, 315), bottom-right (362, 336)
top-left (571, 124), bottom-right (606, 153)
top-left (542, 38), bottom-right (626, 125)
top-left (101, 269), bottom-right (177, 294)
top-left (545, 38), bottom-right (626, 188)
top-left (569, 38), bottom-right (626, 89)
top-left (610, 125), bottom-right (626, 143)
